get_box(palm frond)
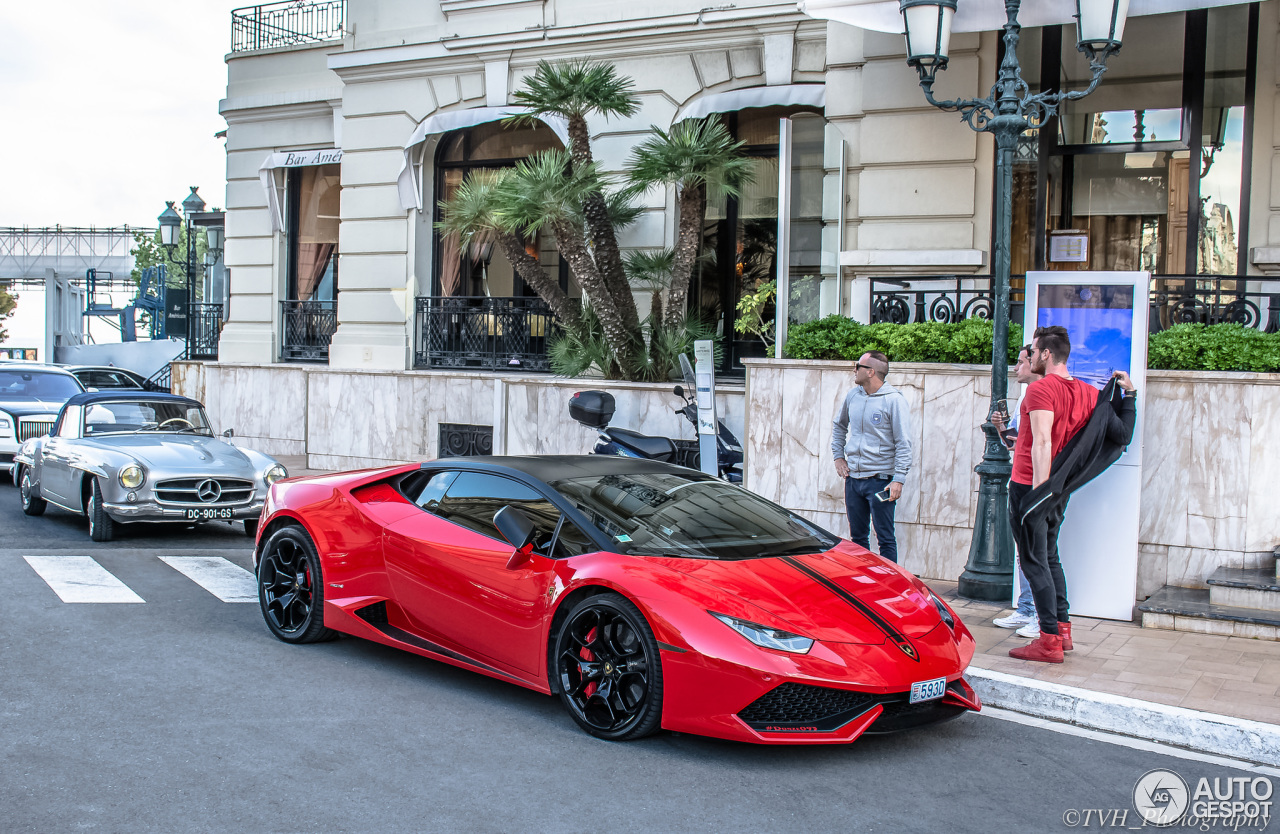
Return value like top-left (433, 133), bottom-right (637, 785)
top-left (627, 117), bottom-right (754, 198)
top-left (511, 59), bottom-right (640, 121)
top-left (624, 249), bottom-right (675, 289)
top-left (493, 149), bottom-right (604, 237)
top-left (435, 170), bottom-right (514, 244)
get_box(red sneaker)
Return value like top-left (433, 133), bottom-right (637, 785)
top-left (1009, 631), bottom-right (1064, 663)
top-left (1059, 622), bottom-right (1073, 652)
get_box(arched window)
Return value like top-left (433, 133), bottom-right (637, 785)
top-left (692, 106), bottom-right (824, 373)
top-left (433, 121), bottom-right (568, 298)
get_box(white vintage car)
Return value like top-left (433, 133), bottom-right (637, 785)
top-left (13, 391), bottom-right (287, 541)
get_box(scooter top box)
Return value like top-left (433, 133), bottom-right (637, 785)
top-left (569, 390), bottom-right (615, 428)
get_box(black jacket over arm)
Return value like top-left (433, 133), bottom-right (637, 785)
top-left (1016, 378), bottom-right (1138, 526)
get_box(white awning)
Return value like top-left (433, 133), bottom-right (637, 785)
top-left (673, 84), bottom-right (826, 123)
top-left (258, 149), bottom-right (343, 232)
top-left (396, 106), bottom-right (570, 211)
top-left (799, 0), bottom-right (1254, 34)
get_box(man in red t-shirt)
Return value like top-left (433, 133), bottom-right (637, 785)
top-left (1007, 325), bottom-right (1105, 664)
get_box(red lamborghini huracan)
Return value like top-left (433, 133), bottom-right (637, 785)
top-left (253, 455), bottom-right (980, 744)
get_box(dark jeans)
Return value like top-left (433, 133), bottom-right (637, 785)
top-left (1008, 480), bottom-right (1068, 635)
top-left (845, 475), bottom-right (897, 563)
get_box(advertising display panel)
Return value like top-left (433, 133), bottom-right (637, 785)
top-left (1017, 272), bottom-right (1148, 621)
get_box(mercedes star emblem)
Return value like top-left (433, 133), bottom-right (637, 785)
top-left (196, 479), bottom-right (222, 503)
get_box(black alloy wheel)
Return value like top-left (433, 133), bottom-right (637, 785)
top-left (257, 526), bottom-right (337, 644)
top-left (554, 593), bottom-right (663, 741)
top-left (19, 467), bottom-right (46, 516)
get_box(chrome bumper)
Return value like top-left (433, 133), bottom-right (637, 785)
top-left (103, 500), bottom-right (265, 520)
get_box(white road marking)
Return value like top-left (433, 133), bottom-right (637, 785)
top-left (158, 556), bottom-right (257, 602)
top-left (979, 706), bottom-right (1280, 776)
top-left (23, 556), bottom-right (145, 604)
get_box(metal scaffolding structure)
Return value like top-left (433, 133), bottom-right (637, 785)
top-left (0, 226), bottom-right (151, 289)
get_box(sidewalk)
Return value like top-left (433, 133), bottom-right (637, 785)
top-left (933, 579), bottom-right (1280, 726)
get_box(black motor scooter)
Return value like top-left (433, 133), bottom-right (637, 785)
top-left (568, 358), bottom-right (743, 482)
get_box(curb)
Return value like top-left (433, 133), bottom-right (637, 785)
top-left (966, 667), bottom-right (1280, 767)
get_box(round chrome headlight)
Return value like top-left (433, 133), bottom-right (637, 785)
top-left (119, 465), bottom-right (145, 489)
top-left (264, 464), bottom-right (288, 485)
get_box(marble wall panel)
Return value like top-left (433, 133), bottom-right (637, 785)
top-left (1246, 383), bottom-right (1280, 551)
top-left (889, 370), bottom-right (926, 525)
top-left (1138, 381), bottom-right (1192, 548)
top-left (896, 522), bottom-right (972, 581)
top-left (1167, 546), bottom-right (1242, 588)
top-left (778, 367), bottom-right (827, 513)
top-left (915, 372), bottom-right (974, 528)
top-left (746, 365), bottom-right (784, 503)
top-left (209, 366), bottom-right (308, 444)
top-left (1187, 381), bottom-right (1250, 551)
top-left (815, 367), bottom-right (854, 516)
top-left (1137, 544), bottom-right (1169, 600)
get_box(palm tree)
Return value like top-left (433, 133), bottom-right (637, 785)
top-left (494, 150), bottom-right (642, 375)
top-left (435, 171), bottom-right (580, 328)
top-left (510, 59), bottom-right (641, 333)
top-left (628, 117), bottom-right (753, 328)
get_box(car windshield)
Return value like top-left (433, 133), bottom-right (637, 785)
top-left (83, 401), bottom-right (213, 436)
top-left (0, 370), bottom-right (82, 401)
top-left (549, 471), bottom-right (839, 560)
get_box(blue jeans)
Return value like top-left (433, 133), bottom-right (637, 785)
top-left (845, 475), bottom-right (898, 563)
top-left (1016, 561), bottom-right (1036, 617)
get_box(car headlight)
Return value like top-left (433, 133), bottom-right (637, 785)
top-left (119, 465), bottom-right (145, 489)
top-left (264, 464), bottom-right (288, 485)
top-left (929, 591), bottom-right (955, 630)
top-left (0, 413), bottom-right (10, 431)
top-left (710, 612), bottom-right (813, 654)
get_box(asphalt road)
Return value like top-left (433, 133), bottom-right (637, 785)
top-left (0, 482), bottom-right (1269, 834)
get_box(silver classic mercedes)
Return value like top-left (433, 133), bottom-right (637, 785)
top-left (12, 392), bottom-right (287, 541)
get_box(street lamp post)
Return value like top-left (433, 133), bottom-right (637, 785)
top-left (898, 0), bottom-right (1129, 600)
top-left (157, 187), bottom-right (208, 358)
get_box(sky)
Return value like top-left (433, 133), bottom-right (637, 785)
top-left (0, 1), bottom-right (245, 228)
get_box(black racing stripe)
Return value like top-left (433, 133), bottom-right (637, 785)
top-left (781, 557), bottom-right (920, 662)
top-left (656, 641), bottom-right (688, 653)
top-left (377, 624), bottom-right (524, 681)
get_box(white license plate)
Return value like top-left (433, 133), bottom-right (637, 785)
top-left (186, 508), bottom-right (233, 520)
top-left (909, 677), bottom-right (947, 704)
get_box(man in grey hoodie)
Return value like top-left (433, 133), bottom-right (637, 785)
top-left (831, 350), bottom-right (913, 563)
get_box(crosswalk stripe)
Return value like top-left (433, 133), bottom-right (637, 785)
top-left (23, 556), bottom-right (145, 604)
top-left (158, 556), bottom-right (257, 603)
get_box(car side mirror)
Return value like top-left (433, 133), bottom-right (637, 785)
top-left (222, 428), bottom-right (234, 438)
top-left (494, 505), bottom-right (536, 569)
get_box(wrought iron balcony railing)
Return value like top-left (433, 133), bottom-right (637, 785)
top-left (414, 296), bottom-right (557, 372)
top-left (186, 304), bottom-right (224, 360)
top-left (870, 275), bottom-right (1280, 334)
top-left (231, 0), bottom-right (345, 53)
top-left (281, 299), bottom-right (337, 363)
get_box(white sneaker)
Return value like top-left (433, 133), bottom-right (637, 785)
top-left (993, 611), bottom-right (1036, 629)
top-left (1016, 622), bottom-right (1040, 638)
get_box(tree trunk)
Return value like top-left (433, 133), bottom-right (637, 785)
top-left (549, 217), bottom-right (641, 375)
top-left (566, 114), bottom-right (640, 334)
top-left (496, 232), bottom-right (580, 329)
top-left (664, 181), bottom-right (706, 329)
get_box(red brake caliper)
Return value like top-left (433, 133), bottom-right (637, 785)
top-left (582, 627), bottom-right (598, 697)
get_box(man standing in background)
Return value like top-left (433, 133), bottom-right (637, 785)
top-left (992, 344), bottom-right (1044, 636)
top-left (831, 351), bottom-right (913, 563)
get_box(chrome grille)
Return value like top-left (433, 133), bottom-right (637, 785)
top-left (18, 419), bottom-right (55, 442)
top-left (154, 477), bottom-right (255, 506)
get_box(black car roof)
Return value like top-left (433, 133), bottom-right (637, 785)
top-left (428, 454), bottom-right (709, 483)
top-left (62, 391), bottom-right (203, 409)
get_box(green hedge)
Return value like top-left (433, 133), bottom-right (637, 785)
top-left (783, 316), bottom-right (1025, 365)
top-left (1148, 323), bottom-right (1280, 372)
top-left (782, 318), bottom-right (1280, 373)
